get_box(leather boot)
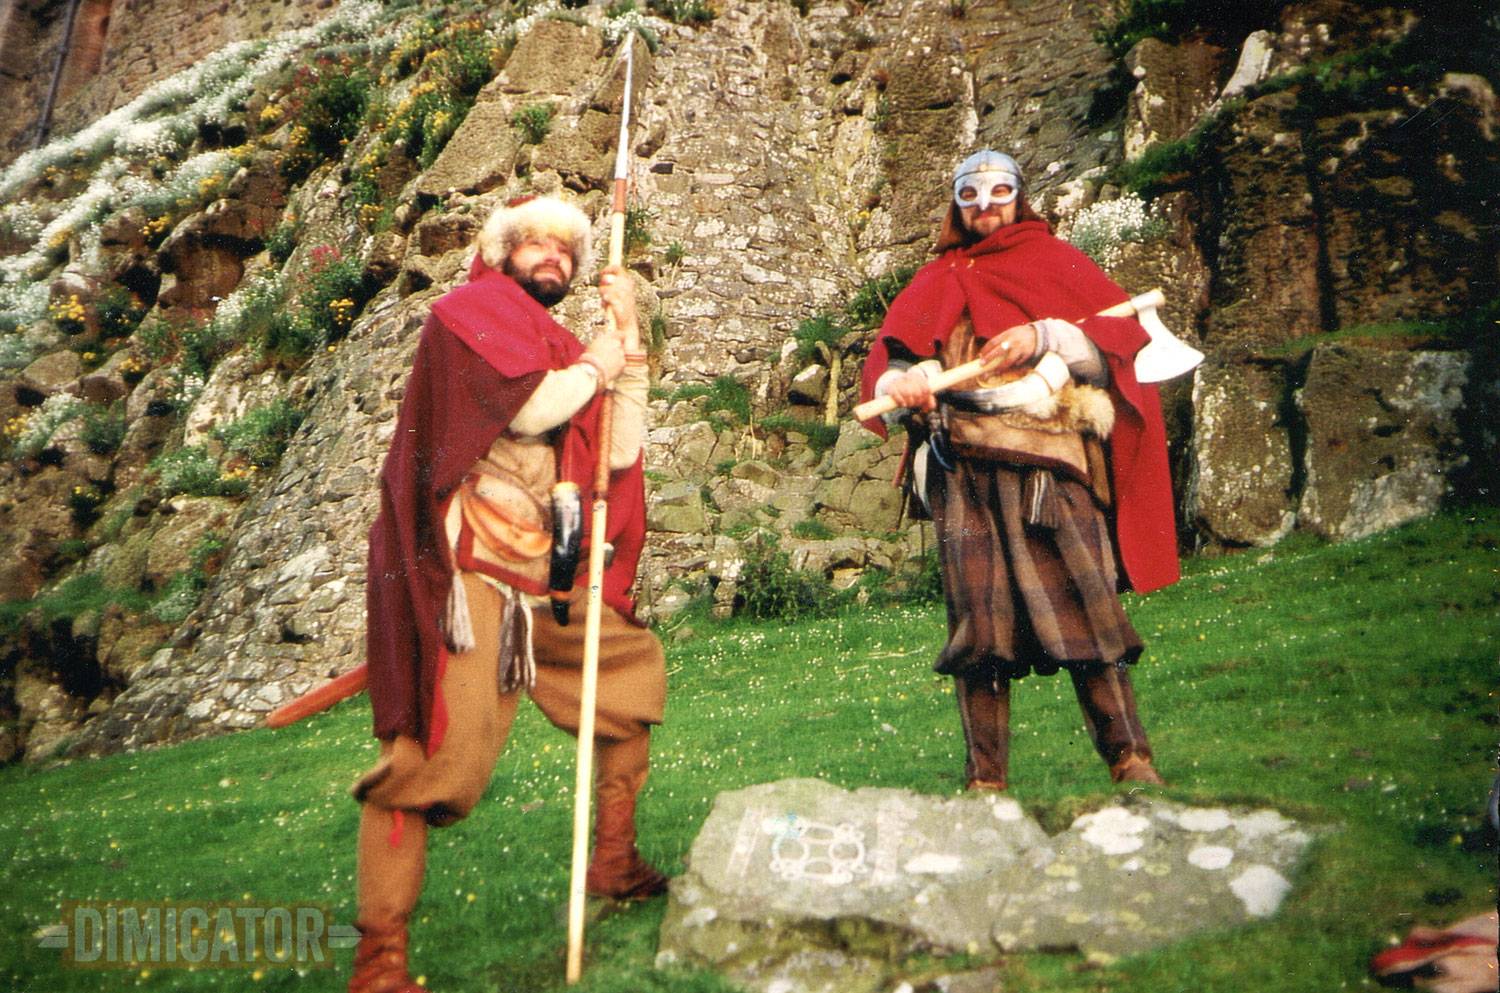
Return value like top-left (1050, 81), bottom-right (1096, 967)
top-left (586, 795), bottom-right (669, 899)
top-left (349, 922), bottom-right (427, 993)
top-left (955, 674), bottom-right (1010, 790)
top-left (1071, 665), bottom-right (1163, 783)
top-left (351, 807), bottom-right (428, 992)
top-left (587, 733), bottom-right (668, 900)
top-left (1110, 752), bottom-right (1166, 785)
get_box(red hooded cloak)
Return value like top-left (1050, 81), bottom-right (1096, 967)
top-left (365, 260), bottom-right (648, 750)
top-left (860, 220), bottom-right (1180, 594)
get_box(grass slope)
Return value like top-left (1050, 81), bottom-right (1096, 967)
top-left (1, 509), bottom-right (1496, 992)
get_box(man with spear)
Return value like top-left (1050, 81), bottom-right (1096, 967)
top-left (345, 58), bottom-right (665, 993)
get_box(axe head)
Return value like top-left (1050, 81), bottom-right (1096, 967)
top-left (1130, 293), bottom-right (1205, 384)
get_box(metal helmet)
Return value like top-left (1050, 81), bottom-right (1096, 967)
top-left (952, 150), bottom-right (1023, 210)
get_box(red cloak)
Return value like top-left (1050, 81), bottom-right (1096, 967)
top-left (365, 260), bottom-right (648, 749)
top-left (860, 220), bottom-right (1180, 594)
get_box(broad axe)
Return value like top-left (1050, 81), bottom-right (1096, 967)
top-left (851, 288), bottom-right (1203, 422)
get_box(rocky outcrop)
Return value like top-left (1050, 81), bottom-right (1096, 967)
top-left (1124, 38), bottom-right (1224, 159)
top-left (72, 286), bottom-right (433, 751)
top-left (1298, 345), bottom-right (1469, 540)
top-left (0, 1), bottom-right (1494, 758)
top-left (1188, 361), bottom-right (1297, 547)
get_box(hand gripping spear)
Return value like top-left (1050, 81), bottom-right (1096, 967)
top-left (566, 31), bottom-right (637, 986)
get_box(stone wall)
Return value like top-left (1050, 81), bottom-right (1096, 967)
top-left (0, 0), bottom-right (330, 165)
top-left (0, 0), bottom-right (1494, 759)
top-left (0, 0), bottom-right (75, 160)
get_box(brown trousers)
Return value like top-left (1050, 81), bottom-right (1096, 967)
top-left (353, 574), bottom-right (666, 927)
top-left (955, 664), bottom-right (1152, 786)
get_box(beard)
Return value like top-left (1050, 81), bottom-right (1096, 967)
top-left (506, 261), bottom-right (572, 307)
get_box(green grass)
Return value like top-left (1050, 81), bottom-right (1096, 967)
top-left (1, 508), bottom-right (1496, 991)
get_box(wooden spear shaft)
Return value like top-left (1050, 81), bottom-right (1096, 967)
top-left (566, 33), bottom-right (635, 986)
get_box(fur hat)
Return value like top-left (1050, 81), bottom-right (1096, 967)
top-left (478, 195), bottom-right (592, 271)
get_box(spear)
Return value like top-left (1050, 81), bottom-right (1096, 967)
top-left (565, 31), bottom-right (636, 986)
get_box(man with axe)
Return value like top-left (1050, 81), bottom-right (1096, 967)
top-left (859, 150), bottom-right (1191, 792)
top-left (347, 194), bottom-right (667, 993)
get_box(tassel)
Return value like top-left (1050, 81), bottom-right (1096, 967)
top-left (518, 600), bottom-right (537, 691)
top-left (1022, 469), bottom-right (1061, 530)
top-left (497, 589), bottom-right (539, 693)
top-left (444, 571), bottom-right (476, 653)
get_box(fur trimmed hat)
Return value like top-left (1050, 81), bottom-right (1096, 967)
top-left (478, 195), bottom-right (592, 271)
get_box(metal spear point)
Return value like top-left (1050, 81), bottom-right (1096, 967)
top-left (566, 30), bottom-right (635, 987)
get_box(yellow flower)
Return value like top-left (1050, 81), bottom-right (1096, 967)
top-left (48, 294), bottom-right (87, 328)
top-left (259, 104), bottom-right (284, 124)
top-left (142, 214), bottom-right (173, 240)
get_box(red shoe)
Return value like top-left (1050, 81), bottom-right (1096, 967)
top-left (1371, 911), bottom-right (1499, 993)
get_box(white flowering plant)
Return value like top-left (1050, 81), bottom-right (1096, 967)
top-left (0, 0), bottom-right (385, 341)
top-left (5, 393), bottom-right (86, 459)
top-left (602, 4), bottom-right (668, 49)
top-left (1060, 193), bottom-right (1170, 270)
top-left (507, 1), bottom-right (566, 40)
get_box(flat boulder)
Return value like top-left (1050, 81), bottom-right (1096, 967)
top-left (659, 779), bottom-right (1317, 992)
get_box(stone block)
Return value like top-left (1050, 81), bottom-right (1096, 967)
top-left (1188, 361), bottom-right (1296, 546)
top-left (19, 350), bottom-right (82, 397)
top-left (498, 19), bottom-right (602, 96)
top-left (415, 102), bottom-right (523, 198)
top-left (1123, 37), bottom-right (1224, 160)
top-left (659, 780), bottom-right (1315, 991)
top-left (1201, 92), bottom-right (1323, 350)
top-left (788, 364), bottom-right (828, 405)
top-left (1297, 345), bottom-right (1469, 540)
top-left (413, 211), bottom-right (481, 259)
top-left (649, 480), bottom-right (710, 534)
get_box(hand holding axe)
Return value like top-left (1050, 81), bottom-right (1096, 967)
top-left (852, 289), bottom-right (1201, 422)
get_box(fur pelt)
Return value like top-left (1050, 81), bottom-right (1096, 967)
top-left (477, 195), bottom-right (592, 271)
top-left (984, 382), bottom-right (1115, 438)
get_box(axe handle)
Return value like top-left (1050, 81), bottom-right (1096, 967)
top-left (265, 664), bottom-right (367, 728)
top-left (851, 355), bottom-right (998, 422)
top-left (851, 289), bottom-right (1164, 423)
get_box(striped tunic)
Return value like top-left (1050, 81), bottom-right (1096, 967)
top-left (927, 452), bottom-right (1143, 680)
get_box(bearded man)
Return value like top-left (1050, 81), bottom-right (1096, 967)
top-left (349, 196), bottom-right (666, 993)
top-left (860, 151), bottom-right (1180, 791)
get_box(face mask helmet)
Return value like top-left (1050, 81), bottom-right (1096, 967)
top-left (952, 150), bottom-right (1023, 211)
